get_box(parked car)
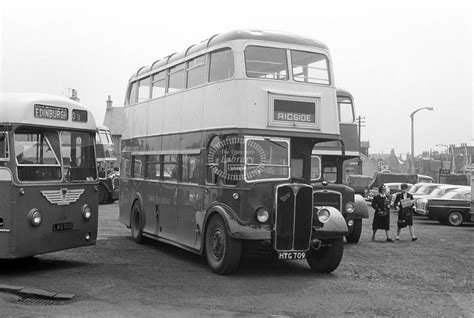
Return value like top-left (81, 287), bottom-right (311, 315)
top-left (425, 187), bottom-right (472, 226)
top-left (414, 184), bottom-right (465, 215)
top-left (367, 172), bottom-right (431, 201)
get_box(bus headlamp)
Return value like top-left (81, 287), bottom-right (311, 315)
top-left (345, 202), bottom-right (355, 213)
top-left (317, 208), bottom-right (331, 224)
top-left (28, 209), bottom-right (42, 227)
top-left (82, 205), bottom-right (92, 221)
top-left (255, 208), bottom-right (269, 223)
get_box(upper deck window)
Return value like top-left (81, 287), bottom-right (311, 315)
top-left (245, 46), bottom-right (288, 80)
top-left (168, 63), bottom-right (185, 93)
top-left (152, 71), bottom-right (166, 98)
top-left (138, 77), bottom-right (151, 102)
top-left (338, 96), bottom-right (355, 122)
top-left (128, 81), bottom-right (138, 105)
top-left (209, 48), bottom-right (234, 82)
top-left (291, 50), bottom-right (330, 85)
top-left (187, 55), bottom-right (207, 88)
top-left (0, 132), bottom-right (8, 160)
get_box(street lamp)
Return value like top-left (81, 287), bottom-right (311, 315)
top-left (410, 107), bottom-right (434, 174)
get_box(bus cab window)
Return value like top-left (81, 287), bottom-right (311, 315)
top-left (322, 164), bottom-right (337, 183)
top-left (291, 154), bottom-right (304, 179)
top-left (310, 156), bottom-right (321, 181)
top-left (0, 133), bottom-right (8, 159)
top-left (61, 131), bottom-right (97, 181)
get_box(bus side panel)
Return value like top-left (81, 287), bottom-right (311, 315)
top-left (11, 184), bottom-right (98, 258)
top-left (176, 184), bottom-right (202, 248)
top-left (118, 152), bottom-right (132, 227)
top-left (0, 179), bottom-right (13, 258)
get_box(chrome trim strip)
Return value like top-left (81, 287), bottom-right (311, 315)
top-left (428, 205), bottom-right (469, 209)
top-left (0, 229), bottom-right (11, 233)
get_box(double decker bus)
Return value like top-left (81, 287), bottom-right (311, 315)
top-left (0, 93), bottom-right (98, 259)
top-left (96, 124), bottom-right (119, 204)
top-left (312, 88), bottom-right (369, 243)
top-left (119, 30), bottom-right (349, 274)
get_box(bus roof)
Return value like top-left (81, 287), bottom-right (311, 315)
top-left (130, 29), bottom-right (329, 80)
top-left (336, 88), bottom-right (353, 99)
top-left (0, 93), bottom-right (97, 131)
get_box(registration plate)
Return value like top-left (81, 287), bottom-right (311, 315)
top-left (52, 222), bottom-right (73, 232)
top-left (278, 252), bottom-right (306, 260)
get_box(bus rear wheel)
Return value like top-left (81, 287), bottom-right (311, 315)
top-left (306, 238), bottom-right (343, 273)
top-left (130, 202), bottom-right (145, 244)
top-left (205, 215), bottom-right (241, 275)
top-left (346, 219), bottom-right (362, 243)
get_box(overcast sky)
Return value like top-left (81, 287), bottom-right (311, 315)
top-left (1, 0), bottom-right (472, 155)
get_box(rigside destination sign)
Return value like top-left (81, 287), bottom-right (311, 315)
top-left (34, 104), bottom-right (69, 121)
top-left (273, 99), bottom-right (316, 123)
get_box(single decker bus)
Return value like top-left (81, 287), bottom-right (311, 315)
top-left (119, 29), bottom-right (349, 274)
top-left (0, 93), bottom-right (99, 259)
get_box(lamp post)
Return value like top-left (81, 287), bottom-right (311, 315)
top-left (410, 107), bottom-right (434, 174)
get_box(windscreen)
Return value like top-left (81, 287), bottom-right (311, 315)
top-left (245, 138), bottom-right (289, 181)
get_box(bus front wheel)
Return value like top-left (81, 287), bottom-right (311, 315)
top-left (306, 238), bottom-right (344, 273)
top-left (205, 215), bottom-right (241, 275)
top-left (130, 202), bottom-right (145, 244)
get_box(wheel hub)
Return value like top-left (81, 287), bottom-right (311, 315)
top-left (211, 229), bottom-right (224, 260)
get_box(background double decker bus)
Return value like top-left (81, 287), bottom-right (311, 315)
top-left (119, 29), bottom-right (349, 274)
top-left (312, 88), bottom-right (369, 243)
top-left (0, 93), bottom-right (98, 259)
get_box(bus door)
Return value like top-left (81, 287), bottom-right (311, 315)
top-left (158, 155), bottom-right (179, 241)
top-left (176, 154), bottom-right (202, 248)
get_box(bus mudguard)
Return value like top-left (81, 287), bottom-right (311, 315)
top-left (354, 194), bottom-right (369, 219)
top-left (313, 207), bottom-right (349, 239)
top-left (203, 204), bottom-right (271, 241)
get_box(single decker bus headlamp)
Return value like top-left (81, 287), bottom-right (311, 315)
top-left (255, 208), bottom-right (269, 223)
top-left (317, 208), bottom-right (331, 224)
top-left (82, 204), bottom-right (92, 221)
top-left (345, 202), bottom-right (355, 213)
top-left (28, 209), bottom-right (42, 227)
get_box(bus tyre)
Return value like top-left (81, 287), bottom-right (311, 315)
top-left (98, 185), bottom-right (108, 204)
top-left (130, 202), bottom-right (145, 244)
top-left (306, 238), bottom-right (344, 273)
top-left (345, 219), bottom-right (362, 243)
top-left (205, 215), bottom-right (241, 275)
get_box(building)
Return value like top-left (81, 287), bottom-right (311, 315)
top-left (103, 95), bottom-right (124, 168)
top-left (370, 149), bottom-right (403, 173)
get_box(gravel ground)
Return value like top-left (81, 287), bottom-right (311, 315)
top-left (0, 202), bottom-right (472, 317)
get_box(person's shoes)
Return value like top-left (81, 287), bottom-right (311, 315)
top-left (395, 236), bottom-right (400, 241)
top-left (412, 237), bottom-right (418, 241)
top-left (371, 236), bottom-right (375, 241)
top-left (386, 238), bottom-right (394, 242)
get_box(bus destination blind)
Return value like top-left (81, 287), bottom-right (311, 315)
top-left (34, 104), bottom-right (69, 121)
top-left (72, 109), bottom-right (88, 122)
top-left (273, 99), bottom-right (315, 123)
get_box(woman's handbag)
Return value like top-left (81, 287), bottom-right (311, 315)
top-left (397, 220), bottom-right (407, 228)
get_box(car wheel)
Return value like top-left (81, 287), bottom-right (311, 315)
top-left (306, 238), bottom-right (344, 273)
top-left (205, 215), bottom-right (241, 275)
top-left (130, 202), bottom-right (145, 243)
top-left (346, 219), bottom-right (362, 243)
top-left (447, 211), bottom-right (463, 226)
top-left (98, 184), bottom-right (108, 204)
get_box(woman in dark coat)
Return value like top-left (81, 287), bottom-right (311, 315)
top-left (371, 184), bottom-right (393, 242)
top-left (393, 183), bottom-right (417, 241)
